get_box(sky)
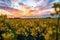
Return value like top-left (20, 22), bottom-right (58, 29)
top-left (0, 0), bottom-right (60, 18)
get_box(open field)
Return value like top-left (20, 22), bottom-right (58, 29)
top-left (0, 17), bottom-right (60, 40)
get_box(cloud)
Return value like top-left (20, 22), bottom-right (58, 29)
top-left (0, 9), bottom-right (13, 15)
top-left (0, 0), bottom-right (59, 18)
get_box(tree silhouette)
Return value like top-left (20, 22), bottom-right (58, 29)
top-left (50, 3), bottom-right (60, 40)
top-left (51, 3), bottom-right (60, 16)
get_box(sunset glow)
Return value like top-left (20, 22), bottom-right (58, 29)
top-left (0, 0), bottom-right (59, 18)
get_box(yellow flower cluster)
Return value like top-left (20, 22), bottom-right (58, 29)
top-left (0, 16), bottom-right (59, 40)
